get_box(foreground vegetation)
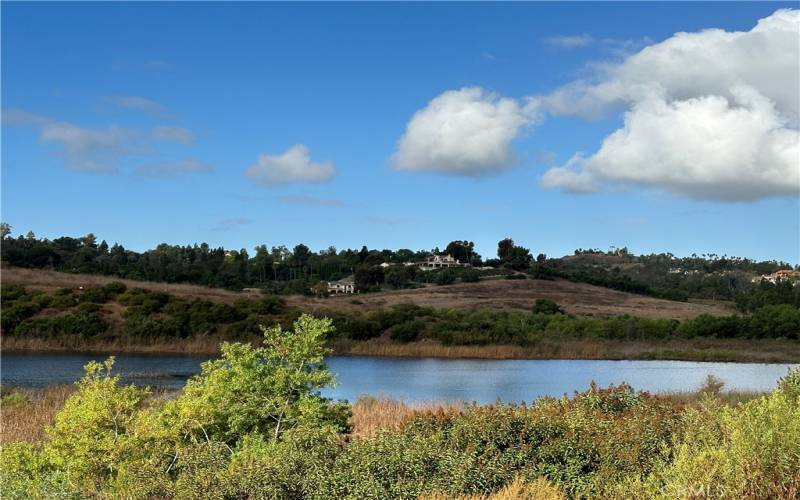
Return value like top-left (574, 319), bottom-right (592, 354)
top-left (2, 315), bottom-right (799, 499)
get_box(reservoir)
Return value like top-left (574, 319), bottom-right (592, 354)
top-left (2, 353), bottom-right (795, 404)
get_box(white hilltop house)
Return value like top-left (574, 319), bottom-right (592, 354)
top-left (327, 276), bottom-right (356, 294)
top-left (418, 254), bottom-right (470, 271)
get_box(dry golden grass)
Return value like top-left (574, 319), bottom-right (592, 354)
top-left (0, 385), bottom-right (73, 444)
top-left (421, 477), bottom-right (566, 500)
top-left (349, 396), bottom-right (463, 439)
top-left (299, 277), bottom-right (736, 320)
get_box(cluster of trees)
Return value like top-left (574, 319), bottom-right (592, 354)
top-left (1, 225), bottom-right (487, 293)
top-left (3, 225), bottom-right (796, 305)
top-left (556, 247), bottom-right (795, 302)
top-left (3, 315), bottom-right (799, 498)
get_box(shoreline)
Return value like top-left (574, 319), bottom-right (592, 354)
top-left (3, 336), bottom-right (799, 364)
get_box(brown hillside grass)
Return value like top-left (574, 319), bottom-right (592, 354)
top-left (1, 266), bottom-right (253, 304)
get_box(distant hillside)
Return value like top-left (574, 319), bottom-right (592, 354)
top-left (4, 266), bottom-right (798, 363)
top-left (3, 266), bottom-right (734, 320)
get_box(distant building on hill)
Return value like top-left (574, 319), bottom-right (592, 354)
top-left (418, 254), bottom-right (469, 271)
top-left (327, 276), bottom-right (356, 294)
top-left (751, 269), bottom-right (800, 284)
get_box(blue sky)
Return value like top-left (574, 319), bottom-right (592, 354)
top-left (2, 2), bottom-right (798, 263)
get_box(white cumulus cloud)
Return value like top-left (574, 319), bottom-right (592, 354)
top-left (540, 8), bottom-right (800, 201)
top-left (392, 87), bottom-right (540, 176)
top-left (245, 144), bottom-right (336, 186)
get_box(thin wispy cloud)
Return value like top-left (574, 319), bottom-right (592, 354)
top-left (134, 159), bottom-right (212, 177)
top-left (279, 195), bottom-right (346, 207)
top-left (544, 34), bottom-right (594, 48)
top-left (544, 34), bottom-right (653, 58)
top-left (101, 95), bottom-right (170, 117)
top-left (40, 122), bottom-right (148, 173)
top-left (4, 108), bottom-right (202, 174)
top-left (111, 59), bottom-right (174, 72)
top-left (152, 126), bottom-right (195, 144)
top-left (144, 60), bottom-right (173, 71)
top-left (211, 217), bottom-right (251, 231)
top-left (2, 109), bottom-right (50, 126)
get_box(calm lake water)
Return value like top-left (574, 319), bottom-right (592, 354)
top-left (2, 353), bottom-right (796, 404)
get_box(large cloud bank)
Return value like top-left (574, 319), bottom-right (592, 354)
top-left (395, 9), bottom-right (799, 201)
top-left (540, 8), bottom-right (799, 200)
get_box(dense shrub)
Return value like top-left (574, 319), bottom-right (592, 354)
top-left (748, 304), bottom-right (800, 339)
top-left (15, 312), bottom-right (108, 338)
top-left (1, 301), bottom-right (42, 333)
top-left (102, 281), bottom-right (127, 296)
top-left (387, 319), bottom-right (426, 343)
top-left (460, 269), bottom-right (480, 283)
top-left (641, 369), bottom-right (800, 499)
top-left (78, 286), bottom-right (112, 304)
top-left (532, 298), bottom-right (564, 315)
top-left (432, 270), bottom-right (456, 285)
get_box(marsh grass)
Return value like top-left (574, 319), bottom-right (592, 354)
top-left (421, 476), bottom-right (566, 500)
top-left (1, 335), bottom-right (226, 355)
top-left (349, 396), bottom-right (464, 439)
top-left (331, 337), bottom-right (800, 363)
top-left (0, 385), bottom-right (179, 445)
top-left (0, 385), bottom-right (73, 444)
